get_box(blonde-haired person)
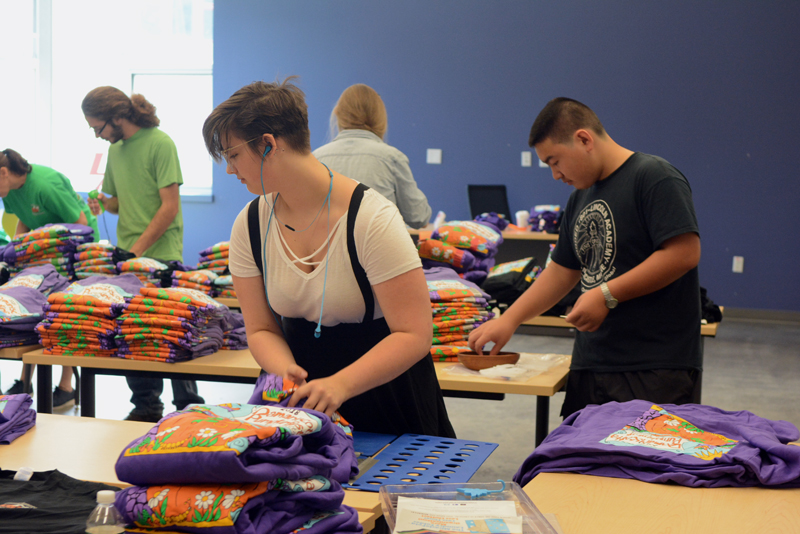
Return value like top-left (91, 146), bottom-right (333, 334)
top-left (313, 84), bottom-right (432, 229)
top-left (203, 77), bottom-right (454, 437)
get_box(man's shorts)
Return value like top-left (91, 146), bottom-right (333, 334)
top-left (560, 368), bottom-right (702, 419)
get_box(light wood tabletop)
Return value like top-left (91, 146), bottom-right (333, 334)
top-left (434, 357), bottom-right (569, 397)
top-left (0, 344), bottom-right (41, 360)
top-left (524, 472), bottom-right (800, 533)
top-left (0, 414), bottom-right (384, 523)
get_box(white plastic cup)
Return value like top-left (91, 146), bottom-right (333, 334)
top-left (515, 210), bottom-right (530, 228)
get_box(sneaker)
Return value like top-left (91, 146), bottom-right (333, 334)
top-left (4, 380), bottom-right (33, 396)
top-left (52, 386), bottom-right (76, 409)
top-left (124, 410), bottom-right (163, 423)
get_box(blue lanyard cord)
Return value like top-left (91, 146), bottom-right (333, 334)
top-left (260, 156), bottom-right (284, 334)
top-left (315, 163), bottom-right (334, 338)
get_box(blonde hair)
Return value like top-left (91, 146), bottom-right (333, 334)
top-left (330, 84), bottom-right (387, 140)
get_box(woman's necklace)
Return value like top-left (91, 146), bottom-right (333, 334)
top-left (274, 163), bottom-right (334, 232)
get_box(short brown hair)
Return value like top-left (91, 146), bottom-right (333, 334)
top-left (203, 77), bottom-right (310, 161)
top-left (529, 97), bottom-right (606, 147)
top-left (0, 149), bottom-right (32, 175)
top-left (333, 84), bottom-right (387, 140)
top-left (81, 86), bottom-right (160, 128)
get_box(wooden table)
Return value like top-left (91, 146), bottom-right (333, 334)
top-left (435, 357), bottom-right (570, 446)
top-left (23, 349), bottom-right (261, 415)
top-left (520, 312), bottom-right (722, 337)
top-left (524, 472), bottom-right (800, 533)
top-left (0, 344), bottom-right (41, 360)
top-left (0, 414), bottom-right (381, 531)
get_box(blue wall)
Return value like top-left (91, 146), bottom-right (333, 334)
top-left (180, 0), bottom-right (800, 312)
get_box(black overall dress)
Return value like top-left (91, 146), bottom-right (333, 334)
top-left (248, 184), bottom-right (455, 437)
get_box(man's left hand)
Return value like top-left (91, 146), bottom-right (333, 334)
top-left (564, 287), bottom-right (609, 332)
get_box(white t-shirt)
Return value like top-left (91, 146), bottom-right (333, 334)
top-left (229, 188), bottom-right (422, 325)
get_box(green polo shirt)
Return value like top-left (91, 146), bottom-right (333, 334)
top-left (2, 164), bottom-right (99, 241)
top-left (103, 127), bottom-right (184, 261)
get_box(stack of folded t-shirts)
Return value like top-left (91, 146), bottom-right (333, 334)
top-left (0, 393), bottom-right (36, 444)
top-left (0, 265), bottom-right (71, 347)
top-left (0, 223), bottom-right (95, 279)
top-left (197, 241), bottom-right (230, 274)
top-left (212, 275), bottom-right (236, 298)
top-left (114, 287), bottom-right (228, 362)
top-left (171, 269), bottom-right (218, 296)
top-left (425, 266), bottom-right (494, 361)
top-left (113, 401), bottom-right (361, 534)
top-left (220, 309), bottom-right (248, 350)
top-left (420, 217), bottom-right (504, 286)
top-left (36, 273), bottom-right (144, 357)
top-left (73, 242), bottom-right (118, 279)
top-left (117, 257), bottom-right (171, 288)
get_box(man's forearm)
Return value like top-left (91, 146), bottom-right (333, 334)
top-left (502, 262), bottom-right (581, 327)
top-left (104, 197), bottom-right (120, 214)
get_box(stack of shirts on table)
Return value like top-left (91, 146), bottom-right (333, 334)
top-left (0, 223), bottom-right (95, 279)
top-left (220, 310), bottom-right (247, 350)
top-left (113, 402), bottom-right (361, 534)
top-left (37, 274), bottom-right (144, 357)
top-left (0, 393), bottom-right (36, 444)
top-left (171, 269), bottom-right (218, 296)
top-left (213, 275), bottom-right (236, 298)
top-left (117, 258), bottom-right (171, 288)
top-left (115, 287), bottom-right (228, 362)
top-left (514, 400), bottom-right (800, 489)
top-left (418, 217), bottom-right (505, 286)
top-left (425, 266), bottom-right (494, 361)
top-left (72, 242), bottom-right (118, 279)
top-left (196, 241), bottom-right (230, 274)
top-left (0, 265), bottom-right (71, 348)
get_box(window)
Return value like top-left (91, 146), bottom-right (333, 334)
top-left (0, 0), bottom-right (214, 197)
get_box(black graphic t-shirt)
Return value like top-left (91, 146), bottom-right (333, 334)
top-left (0, 470), bottom-right (121, 533)
top-left (551, 152), bottom-right (702, 372)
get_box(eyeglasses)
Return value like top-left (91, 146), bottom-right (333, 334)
top-left (92, 119), bottom-right (112, 136)
top-left (221, 136), bottom-right (262, 162)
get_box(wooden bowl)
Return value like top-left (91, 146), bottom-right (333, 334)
top-left (457, 351), bottom-right (521, 371)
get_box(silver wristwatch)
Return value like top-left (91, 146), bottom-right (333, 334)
top-left (600, 282), bottom-right (619, 309)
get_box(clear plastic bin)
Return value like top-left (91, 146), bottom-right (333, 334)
top-left (379, 480), bottom-right (557, 534)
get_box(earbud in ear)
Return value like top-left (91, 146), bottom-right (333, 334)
top-left (262, 145), bottom-right (272, 157)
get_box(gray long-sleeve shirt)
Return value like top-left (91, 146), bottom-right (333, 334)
top-left (313, 129), bottom-right (432, 229)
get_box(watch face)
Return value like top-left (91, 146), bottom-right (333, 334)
top-left (607, 299), bottom-right (618, 309)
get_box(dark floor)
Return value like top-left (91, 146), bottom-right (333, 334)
top-left (2, 317), bottom-right (798, 484)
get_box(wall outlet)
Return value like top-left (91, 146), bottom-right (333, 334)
top-left (521, 151), bottom-right (532, 167)
top-left (426, 148), bottom-right (442, 164)
top-left (732, 256), bottom-right (744, 273)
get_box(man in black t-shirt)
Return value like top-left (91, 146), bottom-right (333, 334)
top-left (469, 97), bottom-right (702, 418)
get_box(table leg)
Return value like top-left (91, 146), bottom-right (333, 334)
top-left (535, 395), bottom-right (549, 447)
top-left (37, 364), bottom-right (53, 414)
top-left (80, 368), bottom-right (96, 418)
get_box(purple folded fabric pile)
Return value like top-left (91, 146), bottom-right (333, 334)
top-left (213, 275), bottom-right (236, 299)
top-left (73, 242), bottom-right (118, 279)
top-left (426, 219), bottom-right (504, 286)
top-left (0, 223), bottom-right (95, 280)
top-left (514, 399), bottom-right (800, 489)
top-left (171, 269), bottom-right (218, 296)
top-left (221, 310), bottom-right (248, 350)
top-left (0, 265), bottom-right (71, 348)
top-left (528, 204), bottom-right (562, 233)
top-left (113, 402), bottom-right (361, 534)
top-left (0, 393), bottom-right (36, 444)
top-left (424, 267), bottom-right (494, 361)
top-left (37, 274), bottom-right (143, 357)
top-left (115, 287), bottom-right (227, 362)
top-left (197, 241), bottom-right (230, 275)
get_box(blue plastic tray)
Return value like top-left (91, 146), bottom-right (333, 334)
top-left (345, 433), bottom-right (498, 491)
top-left (352, 431), bottom-right (398, 457)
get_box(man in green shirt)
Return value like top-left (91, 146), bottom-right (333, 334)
top-left (82, 86), bottom-right (203, 422)
top-left (1, 147), bottom-right (98, 409)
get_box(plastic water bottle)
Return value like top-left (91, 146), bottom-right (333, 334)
top-left (88, 190), bottom-right (104, 213)
top-left (85, 490), bottom-right (125, 533)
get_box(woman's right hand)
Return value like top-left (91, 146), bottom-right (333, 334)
top-left (283, 364), bottom-right (309, 387)
top-left (87, 192), bottom-right (107, 215)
